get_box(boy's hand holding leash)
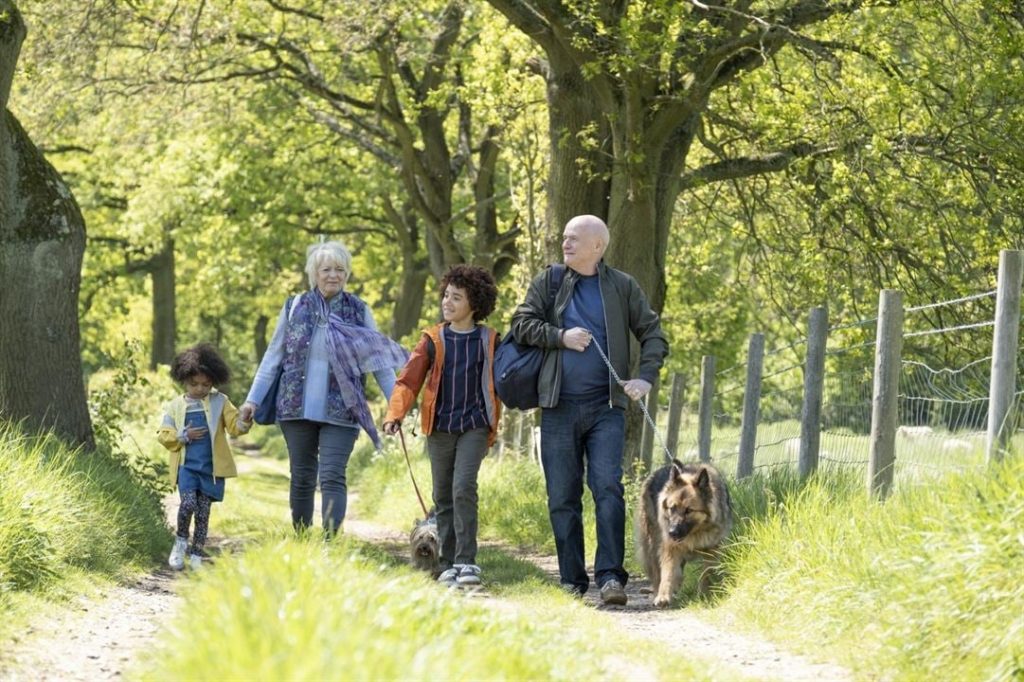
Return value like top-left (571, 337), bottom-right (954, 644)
top-left (382, 420), bottom-right (400, 436)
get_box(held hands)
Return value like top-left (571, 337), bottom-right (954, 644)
top-left (382, 420), bottom-right (401, 436)
top-left (621, 379), bottom-right (652, 402)
top-left (562, 327), bottom-right (592, 352)
top-left (239, 401), bottom-right (256, 424)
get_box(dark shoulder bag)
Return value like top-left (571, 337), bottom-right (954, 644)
top-left (494, 265), bottom-right (565, 410)
top-left (254, 295), bottom-right (300, 425)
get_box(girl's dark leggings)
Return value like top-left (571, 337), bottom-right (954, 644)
top-left (177, 489), bottom-right (212, 555)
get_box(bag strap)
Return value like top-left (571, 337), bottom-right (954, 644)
top-left (546, 263), bottom-right (566, 320)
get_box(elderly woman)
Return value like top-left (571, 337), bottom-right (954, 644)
top-left (239, 241), bottom-right (407, 535)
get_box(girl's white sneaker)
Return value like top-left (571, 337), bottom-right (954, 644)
top-left (189, 553), bottom-right (203, 570)
top-left (168, 537), bottom-right (188, 571)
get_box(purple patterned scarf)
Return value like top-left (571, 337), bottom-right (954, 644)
top-left (312, 291), bottom-right (408, 448)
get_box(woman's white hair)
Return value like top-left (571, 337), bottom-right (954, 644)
top-left (305, 241), bottom-right (353, 288)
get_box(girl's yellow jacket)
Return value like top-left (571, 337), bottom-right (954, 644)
top-left (157, 390), bottom-right (249, 489)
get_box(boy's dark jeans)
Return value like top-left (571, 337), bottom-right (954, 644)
top-left (427, 428), bottom-right (489, 568)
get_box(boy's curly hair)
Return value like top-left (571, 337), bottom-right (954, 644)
top-left (170, 343), bottom-right (231, 385)
top-left (439, 264), bottom-right (498, 322)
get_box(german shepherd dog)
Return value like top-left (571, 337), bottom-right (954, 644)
top-left (409, 511), bottom-right (440, 577)
top-left (636, 460), bottom-right (732, 607)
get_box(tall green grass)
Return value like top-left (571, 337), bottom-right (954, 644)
top-left (135, 536), bottom-right (727, 682)
top-left (721, 458), bottom-right (1024, 680)
top-left (0, 422), bottom-right (167, 603)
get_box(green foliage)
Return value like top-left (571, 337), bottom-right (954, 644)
top-left (88, 339), bottom-right (169, 498)
top-left (477, 456), bottom-right (561, 552)
top-left (721, 458), bottom-right (1024, 680)
top-left (0, 422), bottom-right (167, 599)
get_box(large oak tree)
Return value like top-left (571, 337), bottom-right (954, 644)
top-left (485, 0), bottom-right (901, 313)
top-left (0, 1), bottom-right (93, 447)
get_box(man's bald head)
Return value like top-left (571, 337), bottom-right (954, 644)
top-left (562, 214), bottom-right (609, 275)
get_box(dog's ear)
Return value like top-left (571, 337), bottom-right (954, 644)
top-left (695, 466), bottom-right (711, 492)
top-left (670, 461), bottom-right (685, 484)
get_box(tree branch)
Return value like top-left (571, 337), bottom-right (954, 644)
top-left (265, 0), bottom-right (324, 22)
top-left (680, 140), bottom-right (840, 189)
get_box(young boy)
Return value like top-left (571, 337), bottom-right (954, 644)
top-left (383, 265), bottom-right (500, 587)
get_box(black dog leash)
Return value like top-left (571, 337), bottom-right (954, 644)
top-left (398, 426), bottom-right (430, 518)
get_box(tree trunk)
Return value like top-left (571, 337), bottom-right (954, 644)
top-left (0, 1), bottom-right (93, 448)
top-left (149, 234), bottom-right (176, 368)
top-left (253, 313), bottom-right (269, 364)
top-left (542, 55), bottom-right (611, 258)
top-left (383, 200), bottom-right (431, 339)
top-left (393, 253), bottom-right (430, 338)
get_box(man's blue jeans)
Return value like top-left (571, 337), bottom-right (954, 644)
top-left (540, 397), bottom-right (628, 593)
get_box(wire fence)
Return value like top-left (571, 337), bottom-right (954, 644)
top-left (666, 252), bottom-right (1022, 491)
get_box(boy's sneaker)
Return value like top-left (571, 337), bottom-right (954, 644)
top-left (168, 536), bottom-right (188, 571)
top-left (456, 564), bottom-right (482, 586)
top-left (599, 579), bottom-right (627, 606)
top-left (189, 553), bottom-right (204, 570)
top-left (437, 567), bottom-right (459, 585)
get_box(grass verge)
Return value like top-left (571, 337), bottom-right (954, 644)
top-left (0, 421), bottom-right (167, 631)
top-left (720, 458), bottom-right (1024, 680)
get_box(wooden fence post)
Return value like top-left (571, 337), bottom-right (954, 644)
top-left (986, 249), bottom-right (1023, 463)
top-left (736, 333), bottom-right (765, 479)
top-left (519, 411), bottom-right (533, 460)
top-left (799, 307), bottom-right (828, 478)
top-left (639, 374), bottom-right (661, 476)
top-left (665, 373), bottom-right (686, 463)
top-left (698, 356), bottom-right (715, 463)
top-left (868, 290), bottom-right (903, 499)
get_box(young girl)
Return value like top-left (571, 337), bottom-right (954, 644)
top-left (158, 343), bottom-right (250, 570)
top-left (383, 265), bottom-right (501, 587)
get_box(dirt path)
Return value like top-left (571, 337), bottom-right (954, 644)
top-left (3, 474), bottom-right (853, 682)
top-left (0, 571), bottom-right (178, 682)
top-left (0, 494), bottom-right (218, 681)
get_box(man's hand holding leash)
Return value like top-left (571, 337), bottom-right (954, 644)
top-left (573, 327), bottom-right (652, 401)
top-left (620, 379), bottom-right (652, 401)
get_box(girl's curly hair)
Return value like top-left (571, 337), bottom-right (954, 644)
top-left (170, 343), bottom-right (231, 385)
top-left (439, 264), bottom-right (498, 322)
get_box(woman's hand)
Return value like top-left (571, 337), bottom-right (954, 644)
top-left (239, 401), bottom-right (256, 423)
top-left (382, 420), bottom-right (401, 436)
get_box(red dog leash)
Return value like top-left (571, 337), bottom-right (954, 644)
top-left (398, 426), bottom-right (430, 518)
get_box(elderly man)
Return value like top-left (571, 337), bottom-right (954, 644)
top-left (510, 214), bottom-right (668, 604)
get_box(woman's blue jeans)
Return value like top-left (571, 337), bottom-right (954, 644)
top-left (540, 397), bottom-right (628, 593)
top-left (279, 419), bottom-right (359, 535)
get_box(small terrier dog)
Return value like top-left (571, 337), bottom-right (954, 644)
top-left (409, 510), bottom-right (440, 577)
